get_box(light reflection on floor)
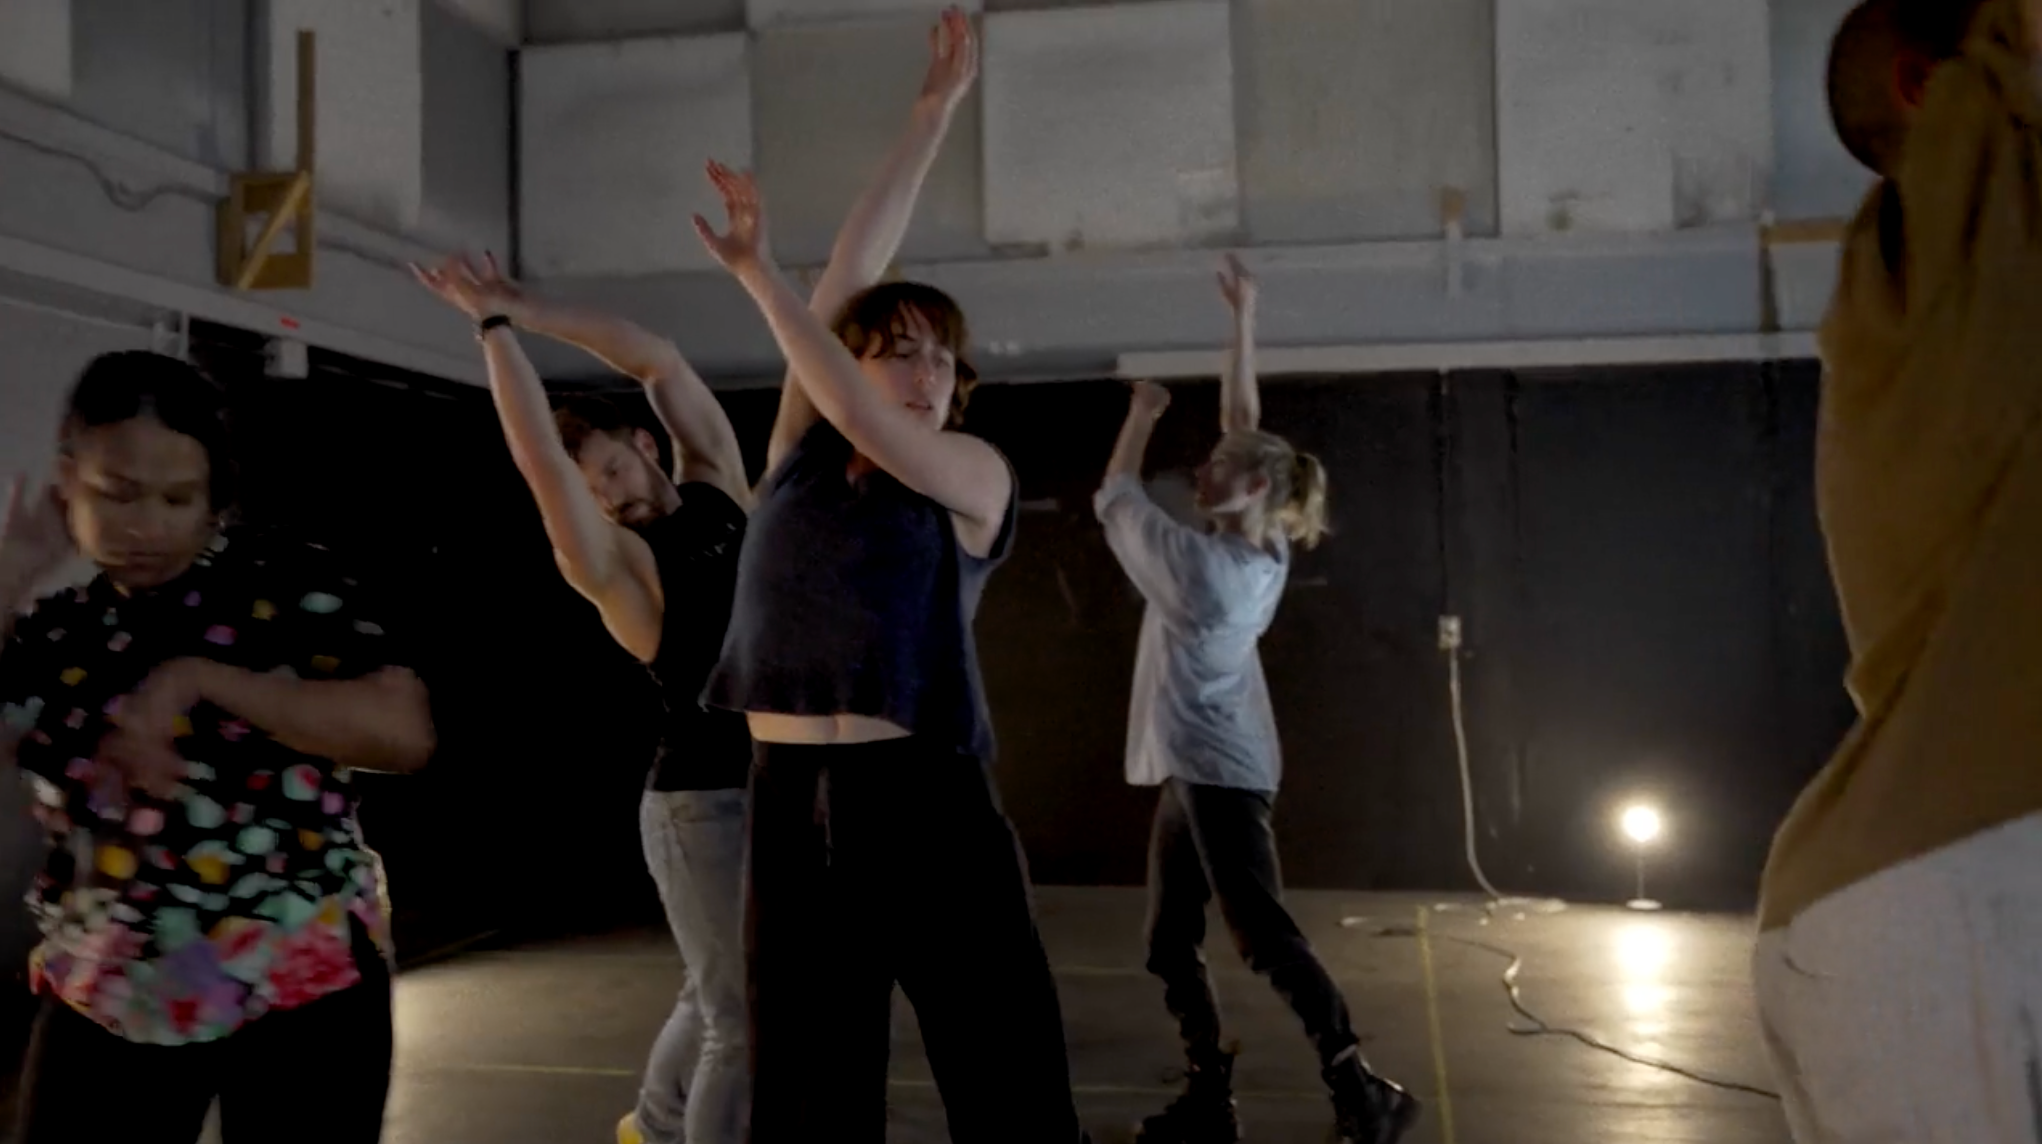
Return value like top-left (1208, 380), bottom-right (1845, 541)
top-left (371, 888), bottom-right (1789, 1143)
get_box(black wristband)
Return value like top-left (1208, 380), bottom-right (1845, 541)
top-left (476, 313), bottom-right (514, 339)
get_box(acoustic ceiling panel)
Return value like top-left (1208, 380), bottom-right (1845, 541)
top-left (1238, 0), bottom-right (1497, 242)
top-left (1496, 0), bottom-right (1772, 235)
top-left (981, 0), bottom-right (1238, 251)
top-left (0, 0), bottom-right (71, 101)
top-left (520, 34), bottom-right (753, 276)
top-left (746, 0), bottom-right (980, 31)
top-left (751, 16), bottom-right (985, 266)
top-left (525, 0), bottom-right (745, 43)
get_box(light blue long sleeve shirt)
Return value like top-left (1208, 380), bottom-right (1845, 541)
top-left (1094, 474), bottom-right (1288, 792)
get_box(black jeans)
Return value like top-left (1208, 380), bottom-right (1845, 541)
top-left (1145, 778), bottom-right (1360, 1069)
top-left (746, 738), bottom-right (1085, 1144)
top-left (14, 935), bottom-right (393, 1144)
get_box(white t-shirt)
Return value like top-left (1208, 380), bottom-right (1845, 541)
top-left (1094, 474), bottom-right (1288, 792)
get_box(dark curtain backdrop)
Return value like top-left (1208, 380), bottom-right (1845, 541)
top-left (182, 322), bottom-right (1854, 956)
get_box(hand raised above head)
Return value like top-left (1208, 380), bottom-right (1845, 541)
top-left (916, 7), bottom-right (980, 116)
top-left (1128, 379), bottom-right (1172, 420)
top-left (1217, 253), bottom-right (1257, 313)
top-left (410, 252), bottom-right (527, 323)
top-left (693, 161), bottom-right (774, 276)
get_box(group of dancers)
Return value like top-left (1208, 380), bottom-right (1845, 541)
top-left (0, 8), bottom-right (1413, 1144)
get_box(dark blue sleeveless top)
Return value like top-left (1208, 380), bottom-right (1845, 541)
top-left (702, 420), bottom-right (1018, 760)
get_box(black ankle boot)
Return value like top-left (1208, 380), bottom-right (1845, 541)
top-left (1325, 1052), bottom-right (1421, 1144)
top-left (1135, 1044), bottom-right (1242, 1144)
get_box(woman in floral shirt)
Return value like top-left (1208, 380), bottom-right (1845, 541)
top-left (0, 351), bottom-right (435, 1143)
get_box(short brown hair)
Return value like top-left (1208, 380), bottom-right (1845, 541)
top-left (831, 281), bottom-right (979, 426)
top-left (552, 394), bottom-right (636, 461)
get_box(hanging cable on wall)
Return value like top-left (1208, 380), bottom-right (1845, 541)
top-left (0, 125), bottom-right (414, 279)
top-left (1423, 369), bottom-right (1560, 915)
top-left (1341, 368), bottom-right (1779, 1103)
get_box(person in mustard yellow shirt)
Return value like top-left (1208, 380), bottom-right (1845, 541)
top-left (1754, 0), bottom-right (2042, 1139)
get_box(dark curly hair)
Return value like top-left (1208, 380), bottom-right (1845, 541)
top-left (60, 351), bottom-right (236, 513)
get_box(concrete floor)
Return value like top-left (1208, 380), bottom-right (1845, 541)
top-left (373, 888), bottom-right (1790, 1144)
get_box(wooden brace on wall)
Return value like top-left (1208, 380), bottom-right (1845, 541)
top-left (218, 30), bottom-right (316, 291)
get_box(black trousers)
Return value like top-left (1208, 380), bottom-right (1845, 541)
top-left (746, 738), bottom-right (1085, 1144)
top-left (14, 937), bottom-right (393, 1144)
top-left (1145, 778), bottom-right (1360, 1069)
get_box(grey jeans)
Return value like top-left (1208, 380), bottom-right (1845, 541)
top-left (637, 788), bottom-right (748, 1144)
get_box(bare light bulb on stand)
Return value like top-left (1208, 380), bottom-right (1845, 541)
top-left (1620, 804), bottom-right (1664, 911)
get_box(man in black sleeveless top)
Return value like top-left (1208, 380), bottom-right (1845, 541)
top-left (412, 255), bottom-right (751, 1144)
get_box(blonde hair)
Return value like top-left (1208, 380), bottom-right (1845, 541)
top-left (1225, 429), bottom-right (1330, 550)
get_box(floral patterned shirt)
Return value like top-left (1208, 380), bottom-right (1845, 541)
top-left (0, 529), bottom-right (404, 1046)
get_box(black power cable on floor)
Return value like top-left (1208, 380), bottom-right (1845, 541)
top-left (1372, 920), bottom-right (1782, 1101)
top-left (1409, 629), bottom-right (1783, 1103)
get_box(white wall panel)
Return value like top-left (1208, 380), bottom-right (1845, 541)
top-left (1239, 0), bottom-right (1495, 242)
top-left (1497, 0), bottom-right (1772, 235)
top-left (752, 17), bottom-right (984, 266)
top-left (0, 0), bottom-right (73, 100)
top-left (748, 0), bottom-right (980, 30)
top-left (260, 0), bottom-right (426, 232)
top-left (421, 0), bottom-right (512, 254)
top-left (437, 0), bottom-right (521, 42)
top-left (1772, 0), bottom-right (1874, 220)
top-left (519, 34), bottom-right (753, 277)
top-left (71, 0), bottom-right (249, 172)
top-left (982, 0), bottom-right (1237, 250)
top-left (525, 0), bottom-right (744, 42)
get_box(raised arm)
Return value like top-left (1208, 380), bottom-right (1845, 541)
top-left (412, 257), bottom-right (665, 660)
top-left (1096, 382), bottom-right (1236, 622)
top-left (0, 476), bottom-right (66, 649)
top-left (697, 166), bottom-right (1010, 535)
top-left (1216, 255), bottom-right (1260, 435)
top-left (0, 476), bottom-right (70, 772)
top-left (1107, 380), bottom-right (1171, 483)
top-left (479, 273), bottom-right (748, 508)
top-left (1902, 0), bottom-right (2042, 268)
top-left (763, 5), bottom-right (980, 478)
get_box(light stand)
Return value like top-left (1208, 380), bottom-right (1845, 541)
top-left (1621, 804), bottom-right (1663, 911)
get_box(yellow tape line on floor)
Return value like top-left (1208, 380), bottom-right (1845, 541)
top-left (1418, 905), bottom-right (1458, 1144)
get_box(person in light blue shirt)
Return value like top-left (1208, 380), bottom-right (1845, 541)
top-left (1094, 257), bottom-right (1418, 1144)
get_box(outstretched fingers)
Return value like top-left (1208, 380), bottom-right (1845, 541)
top-left (695, 161), bottom-right (769, 268)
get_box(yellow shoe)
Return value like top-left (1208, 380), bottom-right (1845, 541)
top-left (616, 1112), bottom-right (644, 1144)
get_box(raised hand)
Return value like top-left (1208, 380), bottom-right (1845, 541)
top-left (410, 252), bottom-right (527, 323)
top-left (0, 475), bottom-right (71, 594)
top-left (693, 161), bottom-right (772, 275)
top-left (1217, 253), bottom-right (1257, 314)
top-left (916, 6), bottom-right (980, 116)
top-left (1129, 379), bottom-right (1172, 421)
